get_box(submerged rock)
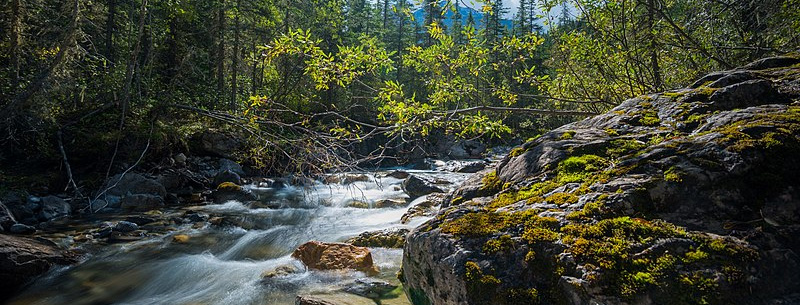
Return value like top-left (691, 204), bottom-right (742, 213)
top-left (292, 241), bottom-right (378, 274)
top-left (402, 55), bottom-right (800, 305)
top-left (0, 234), bottom-right (79, 298)
top-left (342, 278), bottom-right (398, 299)
top-left (295, 295), bottom-right (338, 305)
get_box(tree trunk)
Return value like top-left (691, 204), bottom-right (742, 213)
top-left (10, 0), bottom-right (22, 88)
top-left (251, 40), bottom-right (257, 95)
top-left (122, 0), bottom-right (148, 112)
top-left (647, 0), bottom-right (662, 90)
top-left (105, 0), bottom-right (116, 63)
top-left (217, 0), bottom-right (226, 105)
top-left (231, 0), bottom-right (240, 111)
top-left (382, 0), bottom-right (388, 32)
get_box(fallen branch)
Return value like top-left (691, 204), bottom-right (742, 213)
top-left (442, 106), bottom-right (600, 116)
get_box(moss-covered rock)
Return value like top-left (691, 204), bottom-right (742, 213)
top-left (402, 55), bottom-right (800, 305)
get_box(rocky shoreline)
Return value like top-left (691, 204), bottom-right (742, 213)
top-left (400, 55), bottom-right (800, 305)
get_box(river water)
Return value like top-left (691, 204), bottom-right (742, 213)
top-left (7, 170), bottom-right (470, 305)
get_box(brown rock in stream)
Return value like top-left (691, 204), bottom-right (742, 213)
top-left (292, 241), bottom-right (377, 274)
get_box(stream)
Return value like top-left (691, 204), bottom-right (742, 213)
top-left (6, 170), bottom-right (471, 305)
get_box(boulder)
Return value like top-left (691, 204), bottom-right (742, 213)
top-left (444, 160), bottom-right (487, 173)
top-left (448, 140), bottom-right (487, 159)
top-left (37, 196), bottom-right (70, 221)
top-left (212, 182), bottom-right (257, 204)
top-left (346, 228), bottom-right (409, 248)
top-left (292, 241), bottom-right (378, 274)
top-left (213, 169), bottom-right (242, 187)
top-left (0, 201), bottom-right (17, 231)
top-left (113, 221), bottom-right (139, 233)
top-left (0, 234), bottom-right (78, 298)
top-left (195, 130), bottom-right (242, 158)
top-left (402, 55), bottom-right (800, 305)
top-left (218, 158), bottom-right (245, 176)
top-left (401, 175), bottom-right (445, 199)
top-left (104, 173), bottom-right (167, 198)
top-left (385, 170), bottom-right (410, 179)
top-left (9, 224), bottom-right (36, 235)
top-left (400, 193), bottom-right (446, 224)
top-left (373, 198), bottom-right (407, 208)
top-left (119, 194), bottom-right (164, 211)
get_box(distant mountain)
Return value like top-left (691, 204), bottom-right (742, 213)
top-left (412, 5), bottom-right (514, 31)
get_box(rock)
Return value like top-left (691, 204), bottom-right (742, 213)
top-left (184, 211), bottom-right (209, 223)
top-left (345, 201), bottom-right (370, 209)
top-left (261, 264), bottom-right (302, 279)
top-left (107, 232), bottom-right (144, 243)
top-left (401, 175), bottom-right (445, 199)
top-left (104, 173), bottom-right (167, 198)
top-left (218, 158), bottom-right (245, 176)
top-left (113, 221), bottom-right (139, 233)
top-left (0, 201), bottom-right (18, 231)
top-left (325, 174), bottom-right (370, 185)
top-left (448, 139), bottom-right (487, 159)
top-left (172, 234), bottom-right (190, 243)
top-left (295, 295), bottom-right (337, 305)
top-left (119, 194), bottom-right (164, 211)
top-left (212, 182), bottom-right (256, 204)
top-left (400, 193), bottom-right (444, 224)
top-left (444, 160), bottom-right (486, 173)
top-left (125, 216), bottom-right (157, 225)
top-left (342, 278), bottom-right (398, 299)
top-left (292, 241), bottom-right (378, 274)
top-left (9, 223), bottom-right (36, 235)
top-left (213, 170), bottom-right (242, 188)
top-left (385, 170), bottom-right (410, 179)
top-left (0, 234), bottom-right (78, 297)
top-left (402, 56), bottom-right (800, 305)
top-left (195, 130), bottom-right (242, 158)
top-left (373, 198), bottom-right (406, 208)
top-left (346, 228), bottom-right (409, 248)
top-left (37, 196), bottom-right (70, 221)
top-left (174, 153), bottom-right (187, 164)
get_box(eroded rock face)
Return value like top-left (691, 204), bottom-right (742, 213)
top-left (292, 241), bottom-right (378, 274)
top-left (0, 234), bottom-right (79, 299)
top-left (402, 55), bottom-right (800, 305)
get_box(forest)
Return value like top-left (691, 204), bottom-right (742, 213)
top-left (3, 0), bottom-right (797, 180)
top-left (1, 0), bottom-right (800, 304)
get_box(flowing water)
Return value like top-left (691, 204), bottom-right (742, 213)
top-left (7, 170), bottom-right (470, 305)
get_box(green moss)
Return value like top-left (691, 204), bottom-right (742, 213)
top-left (557, 155), bottom-right (610, 184)
top-left (487, 181), bottom-right (560, 210)
top-left (664, 166), bottom-right (683, 182)
top-left (217, 182), bottom-right (242, 191)
top-left (522, 227), bottom-right (559, 243)
top-left (544, 192), bottom-right (578, 205)
top-left (606, 139), bottom-right (647, 158)
top-left (637, 110), bottom-right (661, 126)
top-left (559, 130), bottom-right (577, 140)
top-left (566, 195), bottom-right (607, 220)
top-left (482, 171), bottom-right (503, 191)
top-left (465, 262), bottom-right (501, 301)
top-left (509, 147), bottom-right (526, 157)
top-left (605, 128), bottom-right (619, 136)
top-left (440, 211), bottom-right (509, 237)
top-left (483, 235), bottom-right (515, 254)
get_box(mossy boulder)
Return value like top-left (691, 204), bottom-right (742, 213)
top-left (402, 55), bottom-right (800, 305)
